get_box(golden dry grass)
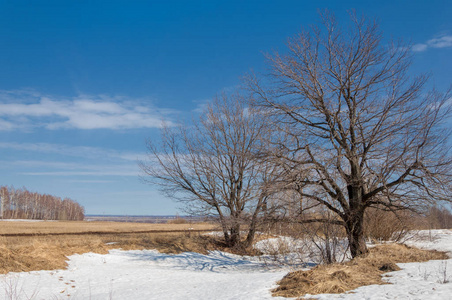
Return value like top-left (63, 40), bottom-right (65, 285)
top-left (0, 220), bottom-right (220, 274)
top-left (0, 220), bottom-right (216, 235)
top-left (273, 243), bottom-right (449, 298)
top-left (0, 232), bottom-right (223, 274)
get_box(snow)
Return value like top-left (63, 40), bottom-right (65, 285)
top-left (0, 249), bottom-right (289, 300)
top-left (1, 230), bottom-right (452, 299)
top-left (254, 235), bottom-right (350, 265)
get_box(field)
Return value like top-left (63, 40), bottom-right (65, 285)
top-left (0, 220), bottom-right (216, 235)
top-left (0, 220), bottom-right (218, 274)
top-left (0, 221), bottom-right (451, 299)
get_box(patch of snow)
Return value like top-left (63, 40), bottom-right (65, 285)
top-left (0, 249), bottom-right (291, 299)
top-left (404, 230), bottom-right (452, 254)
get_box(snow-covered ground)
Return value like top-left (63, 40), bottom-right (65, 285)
top-left (0, 249), bottom-right (290, 300)
top-left (1, 230), bottom-right (452, 299)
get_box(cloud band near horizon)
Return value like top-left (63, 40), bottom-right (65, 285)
top-left (0, 90), bottom-right (176, 130)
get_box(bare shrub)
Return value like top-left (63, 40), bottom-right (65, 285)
top-left (427, 206), bottom-right (452, 229)
top-left (300, 216), bottom-right (348, 265)
top-left (1, 275), bottom-right (39, 300)
top-left (437, 261), bottom-right (450, 284)
top-left (167, 217), bottom-right (188, 224)
top-left (255, 234), bottom-right (309, 266)
top-left (364, 208), bottom-right (420, 242)
top-left (259, 212), bottom-right (348, 265)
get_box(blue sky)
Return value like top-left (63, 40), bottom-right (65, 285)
top-left (0, 0), bottom-right (451, 215)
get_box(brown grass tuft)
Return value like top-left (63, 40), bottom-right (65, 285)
top-left (273, 243), bottom-right (448, 298)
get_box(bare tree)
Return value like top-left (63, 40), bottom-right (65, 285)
top-left (140, 93), bottom-right (279, 248)
top-left (248, 12), bottom-right (452, 257)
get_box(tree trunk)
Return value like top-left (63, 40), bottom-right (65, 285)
top-left (244, 222), bottom-right (256, 248)
top-left (345, 210), bottom-right (368, 258)
top-left (226, 224), bottom-right (241, 247)
top-left (345, 182), bottom-right (369, 258)
top-left (323, 224), bottom-right (335, 264)
top-left (217, 212), bottom-right (231, 245)
top-left (244, 199), bottom-right (265, 248)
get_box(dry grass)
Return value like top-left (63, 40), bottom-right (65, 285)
top-left (0, 232), bottom-right (222, 274)
top-left (273, 243), bottom-right (449, 298)
top-left (0, 220), bottom-right (215, 235)
top-left (0, 220), bottom-right (220, 274)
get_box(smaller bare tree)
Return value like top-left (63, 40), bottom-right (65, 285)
top-left (140, 93), bottom-right (279, 248)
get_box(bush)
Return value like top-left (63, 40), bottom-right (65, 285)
top-left (363, 208), bottom-right (419, 242)
top-left (167, 217), bottom-right (188, 224)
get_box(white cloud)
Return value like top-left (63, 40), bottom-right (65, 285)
top-left (0, 142), bottom-right (146, 161)
top-left (413, 34), bottom-right (452, 52)
top-left (428, 35), bottom-right (452, 48)
top-left (412, 44), bottom-right (428, 52)
top-left (0, 90), bottom-right (176, 130)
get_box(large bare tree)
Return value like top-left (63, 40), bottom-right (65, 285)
top-left (140, 93), bottom-right (278, 248)
top-left (248, 12), bottom-right (452, 257)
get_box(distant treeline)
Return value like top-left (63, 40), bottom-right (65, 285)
top-left (0, 186), bottom-right (84, 220)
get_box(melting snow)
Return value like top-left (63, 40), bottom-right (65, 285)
top-left (1, 230), bottom-right (452, 299)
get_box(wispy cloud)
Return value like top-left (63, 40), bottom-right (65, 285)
top-left (0, 141), bottom-right (149, 178)
top-left (21, 170), bottom-right (138, 176)
top-left (0, 90), bottom-right (177, 131)
top-left (0, 142), bottom-right (146, 162)
top-left (1, 159), bottom-right (140, 177)
top-left (6, 160), bottom-right (84, 169)
top-left (192, 99), bottom-right (210, 113)
top-left (413, 34), bottom-right (452, 52)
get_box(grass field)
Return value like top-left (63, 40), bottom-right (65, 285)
top-left (0, 220), bottom-right (216, 235)
top-left (0, 220), bottom-right (219, 274)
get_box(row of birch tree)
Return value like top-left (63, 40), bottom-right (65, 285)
top-left (0, 186), bottom-right (84, 220)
